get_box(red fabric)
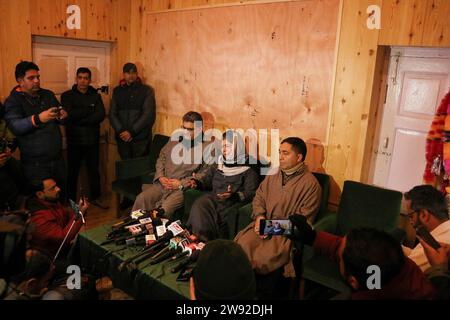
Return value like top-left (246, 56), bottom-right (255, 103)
top-left (313, 230), bottom-right (342, 262)
top-left (313, 231), bottom-right (437, 300)
top-left (424, 89), bottom-right (450, 193)
top-left (29, 199), bottom-right (83, 257)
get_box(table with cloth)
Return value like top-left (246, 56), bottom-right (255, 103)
top-left (72, 224), bottom-right (190, 299)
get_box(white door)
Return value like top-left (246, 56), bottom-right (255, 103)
top-left (32, 36), bottom-right (110, 98)
top-left (370, 47), bottom-right (450, 192)
top-left (32, 36), bottom-right (112, 194)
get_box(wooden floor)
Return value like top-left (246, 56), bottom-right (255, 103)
top-left (81, 192), bottom-right (121, 231)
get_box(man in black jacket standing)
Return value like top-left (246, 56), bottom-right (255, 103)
top-left (110, 63), bottom-right (156, 160)
top-left (4, 61), bottom-right (68, 194)
top-left (61, 67), bottom-right (106, 208)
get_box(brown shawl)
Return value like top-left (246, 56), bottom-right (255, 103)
top-left (235, 163), bottom-right (321, 276)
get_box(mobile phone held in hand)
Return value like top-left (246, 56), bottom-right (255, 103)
top-left (416, 225), bottom-right (441, 250)
top-left (259, 219), bottom-right (292, 236)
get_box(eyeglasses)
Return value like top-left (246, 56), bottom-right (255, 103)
top-left (400, 210), bottom-right (417, 220)
top-left (181, 126), bottom-right (194, 131)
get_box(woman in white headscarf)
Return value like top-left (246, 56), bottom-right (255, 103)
top-left (187, 130), bottom-right (260, 241)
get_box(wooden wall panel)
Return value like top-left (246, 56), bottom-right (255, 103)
top-left (379, 0), bottom-right (427, 46)
top-left (141, 0), bottom-right (339, 144)
top-left (379, 0), bottom-right (450, 46)
top-left (0, 1), bottom-right (32, 102)
top-left (422, 0), bottom-right (450, 47)
top-left (325, 0), bottom-right (381, 203)
top-left (86, 0), bottom-right (114, 41)
top-left (110, 0), bottom-right (132, 86)
top-left (30, 0), bottom-right (118, 42)
top-left (30, 0), bottom-right (88, 39)
top-left (146, 0), bottom-right (258, 12)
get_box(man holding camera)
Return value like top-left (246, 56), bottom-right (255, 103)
top-left (4, 61), bottom-right (68, 195)
top-left (61, 67), bottom-right (106, 208)
top-left (26, 178), bottom-right (88, 259)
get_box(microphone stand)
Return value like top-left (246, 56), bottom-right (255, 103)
top-left (53, 210), bottom-right (85, 262)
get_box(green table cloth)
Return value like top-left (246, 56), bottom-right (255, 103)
top-left (73, 224), bottom-right (190, 300)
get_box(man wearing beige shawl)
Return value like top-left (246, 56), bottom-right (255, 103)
top-left (235, 137), bottom-right (321, 278)
top-left (132, 111), bottom-right (210, 218)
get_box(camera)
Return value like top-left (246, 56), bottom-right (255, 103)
top-left (97, 85), bottom-right (109, 94)
top-left (0, 138), bottom-right (16, 153)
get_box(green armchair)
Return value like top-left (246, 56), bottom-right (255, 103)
top-left (111, 134), bottom-right (169, 217)
top-left (300, 180), bottom-right (403, 298)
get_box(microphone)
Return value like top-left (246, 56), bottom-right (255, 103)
top-left (150, 247), bottom-right (182, 265)
top-left (107, 217), bottom-right (153, 240)
top-left (115, 228), bottom-right (152, 246)
top-left (147, 220), bottom-right (185, 247)
top-left (125, 222), bottom-right (189, 267)
top-left (147, 234), bottom-right (190, 265)
top-left (118, 241), bottom-right (166, 271)
top-left (110, 209), bottom-right (146, 229)
top-left (171, 248), bottom-right (202, 273)
top-left (102, 221), bottom-right (154, 246)
top-left (111, 207), bottom-right (164, 230)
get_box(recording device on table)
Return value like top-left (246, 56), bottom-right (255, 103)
top-left (117, 220), bottom-right (188, 271)
top-left (416, 225), bottom-right (441, 250)
top-left (259, 219), bottom-right (292, 236)
top-left (102, 208), bottom-right (167, 246)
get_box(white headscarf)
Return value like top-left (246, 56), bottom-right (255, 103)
top-left (218, 130), bottom-right (251, 176)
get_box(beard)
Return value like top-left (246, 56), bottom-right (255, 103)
top-left (43, 194), bottom-right (59, 203)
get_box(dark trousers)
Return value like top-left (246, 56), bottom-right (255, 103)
top-left (116, 138), bottom-right (150, 160)
top-left (67, 144), bottom-right (101, 202)
top-left (187, 193), bottom-right (232, 241)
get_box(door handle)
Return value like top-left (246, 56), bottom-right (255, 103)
top-left (383, 137), bottom-right (389, 149)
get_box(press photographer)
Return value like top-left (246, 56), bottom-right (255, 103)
top-left (26, 178), bottom-right (89, 259)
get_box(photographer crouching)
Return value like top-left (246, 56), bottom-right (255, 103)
top-left (26, 178), bottom-right (88, 260)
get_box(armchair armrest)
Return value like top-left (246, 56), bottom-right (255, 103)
top-left (313, 212), bottom-right (337, 234)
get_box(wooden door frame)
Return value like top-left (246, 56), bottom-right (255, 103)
top-left (361, 45), bottom-right (390, 184)
top-left (364, 46), bottom-right (450, 186)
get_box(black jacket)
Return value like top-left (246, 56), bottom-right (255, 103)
top-left (4, 86), bottom-right (62, 163)
top-left (0, 157), bottom-right (28, 210)
top-left (198, 165), bottom-right (260, 204)
top-left (61, 85), bottom-right (105, 146)
top-left (109, 79), bottom-right (156, 142)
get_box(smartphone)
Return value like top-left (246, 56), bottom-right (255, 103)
top-left (69, 199), bottom-right (81, 215)
top-left (259, 219), bottom-right (292, 236)
top-left (416, 225), bottom-right (441, 250)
